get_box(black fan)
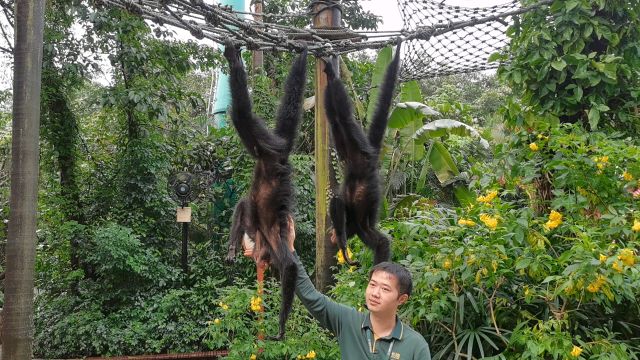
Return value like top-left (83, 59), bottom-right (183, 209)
top-left (168, 172), bottom-right (202, 206)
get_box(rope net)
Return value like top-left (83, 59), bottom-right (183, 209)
top-left (97, 0), bottom-right (551, 79)
top-left (399, 0), bottom-right (522, 79)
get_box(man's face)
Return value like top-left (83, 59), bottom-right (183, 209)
top-left (365, 270), bottom-right (408, 315)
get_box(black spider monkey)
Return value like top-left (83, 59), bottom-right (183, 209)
top-left (324, 42), bottom-right (401, 266)
top-left (224, 39), bottom-right (307, 340)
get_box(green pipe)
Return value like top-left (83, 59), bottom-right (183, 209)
top-left (212, 0), bottom-right (247, 128)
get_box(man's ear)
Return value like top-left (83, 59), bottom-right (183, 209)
top-left (397, 293), bottom-right (409, 305)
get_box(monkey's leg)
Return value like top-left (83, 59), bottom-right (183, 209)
top-left (223, 39), bottom-right (285, 158)
top-left (274, 48), bottom-right (308, 153)
top-left (330, 196), bottom-right (359, 266)
top-left (227, 198), bottom-right (250, 262)
top-left (324, 71), bottom-right (374, 157)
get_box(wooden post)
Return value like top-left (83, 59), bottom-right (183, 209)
top-left (251, 0), bottom-right (264, 72)
top-left (312, 0), bottom-right (340, 292)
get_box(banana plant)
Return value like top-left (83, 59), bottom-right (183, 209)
top-left (386, 83), bottom-right (489, 205)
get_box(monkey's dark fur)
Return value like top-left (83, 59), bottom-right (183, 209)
top-left (224, 39), bottom-right (307, 340)
top-left (325, 42), bottom-right (401, 266)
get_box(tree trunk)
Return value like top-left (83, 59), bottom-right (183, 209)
top-left (1, 0), bottom-right (45, 358)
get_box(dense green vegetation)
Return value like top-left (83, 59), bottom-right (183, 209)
top-left (0, 0), bottom-right (639, 359)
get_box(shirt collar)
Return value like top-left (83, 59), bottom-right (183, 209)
top-left (361, 313), bottom-right (404, 341)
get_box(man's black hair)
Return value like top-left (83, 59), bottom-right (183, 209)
top-left (369, 262), bottom-right (413, 297)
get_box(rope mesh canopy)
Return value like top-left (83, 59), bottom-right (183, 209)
top-left (399, 0), bottom-right (523, 79)
top-left (96, 0), bottom-right (552, 79)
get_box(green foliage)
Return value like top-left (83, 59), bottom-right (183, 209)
top-left (204, 279), bottom-right (339, 359)
top-left (496, 0), bottom-right (640, 132)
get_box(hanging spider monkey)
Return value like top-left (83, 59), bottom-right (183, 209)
top-left (224, 39), bottom-right (307, 340)
top-left (325, 42), bottom-right (401, 266)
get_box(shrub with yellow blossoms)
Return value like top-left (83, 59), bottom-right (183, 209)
top-left (479, 214), bottom-right (498, 230)
top-left (477, 190), bottom-right (498, 203)
top-left (336, 247), bottom-right (353, 265)
top-left (544, 210), bottom-right (563, 230)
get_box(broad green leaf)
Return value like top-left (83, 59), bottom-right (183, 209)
top-left (365, 46), bottom-right (393, 122)
top-left (399, 81), bottom-right (422, 102)
top-left (427, 140), bottom-right (459, 184)
top-left (388, 102), bottom-right (440, 129)
top-left (413, 119), bottom-right (490, 150)
top-left (551, 59), bottom-right (567, 71)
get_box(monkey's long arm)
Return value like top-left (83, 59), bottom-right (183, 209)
top-left (367, 42), bottom-right (402, 151)
top-left (224, 40), bottom-right (286, 158)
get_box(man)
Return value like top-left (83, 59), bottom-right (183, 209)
top-left (243, 218), bottom-right (431, 359)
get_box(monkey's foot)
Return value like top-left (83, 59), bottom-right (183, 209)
top-left (223, 39), bottom-right (240, 62)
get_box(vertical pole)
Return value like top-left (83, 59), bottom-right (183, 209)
top-left (182, 220), bottom-right (189, 273)
top-left (312, 0), bottom-right (340, 292)
top-left (251, 0), bottom-right (264, 72)
top-left (2, 0), bottom-right (45, 359)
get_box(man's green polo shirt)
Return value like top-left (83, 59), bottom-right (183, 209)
top-left (293, 253), bottom-right (431, 360)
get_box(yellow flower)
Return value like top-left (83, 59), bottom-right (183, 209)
top-left (481, 267), bottom-right (489, 276)
top-left (250, 296), bottom-right (262, 312)
top-left (492, 260), bottom-right (498, 272)
top-left (544, 210), bottom-right (563, 230)
top-left (443, 259), bottom-right (452, 270)
top-left (600, 156), bottom-right (609, 163)
top-left (250, 354), bottom-right (257, 360)
top-left (466, 254), bottom-right (477, 266)
top-left (524, 286), bottom-right (531, 297)
top-left (599, 254), bottom-right (607, 264)
top-left (586, 275), bottom-right (605, 293)
top-left (219, 302), bottom-right (229, 311)
top-left (529, 142), bottom-right (539, 151)
top-left (612, 260), bottom-right (624, 273)
top-left (571, 345), bottom-right (583, 357)
top-left (336, 247), bottom-right (353, 265)
top-left (577, 187), bottom-right (589, 196)
top-left (618, 248), bottom-right (636, 267)
top-left (306, 350), bottom-right (316, 359)
top-left (458, 218), bottom-right (476, 226)
top-left (632, 220), bottom-right (640, 232)
top-left (214, 318), bottom-right (221, 325)
top-left (477, 190), bottom-right (498, 203)
top-left (479, 214), bottom-right (498, 230)
top-left (623, 171), bottom-right (633, 181)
